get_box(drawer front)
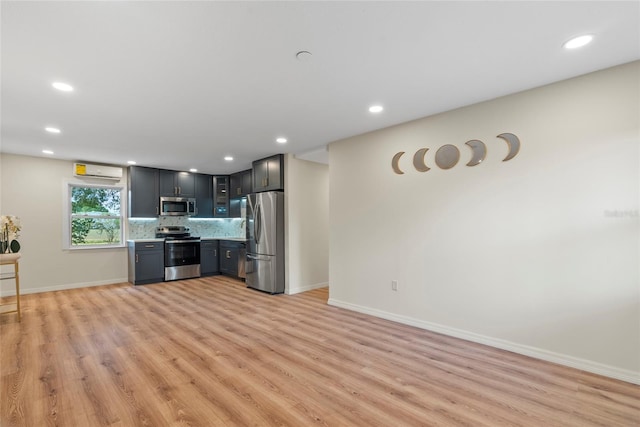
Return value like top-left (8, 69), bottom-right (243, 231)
top-left (135, 242), bottom-right (163, 251)
top-left (201, 240), bottom-right (219, 250)
top-left (220, 241), bottom-right (245, 249)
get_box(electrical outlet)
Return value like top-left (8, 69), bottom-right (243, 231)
top-left (391, 280), bottom-right (398, 291)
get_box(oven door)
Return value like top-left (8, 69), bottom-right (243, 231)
top-left (164, 240), bottom-right (201, 281)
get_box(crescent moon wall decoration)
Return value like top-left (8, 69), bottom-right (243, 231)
top-left (412, 148), bottom-right (430, 172)
top-left (497, 132), bottom-right (520, 161)
top-left (391, 132), bottom-right (520, 174)
top-left (465, 139), bottom-right (487, 166)
top-left (392, 151), bottom-right (405, 174)
top-left (435, 144), bottom-right (460, 170)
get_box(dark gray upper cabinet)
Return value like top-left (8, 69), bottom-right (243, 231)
top-left (252, 154), bottom-right (284, 192)
top-left (230, 169), bottom-right (252, 197)
top-left (213, 175), bottom-right (229, 217)
top-left (128, 166), bottom-right (159, 217)
top-left (159, 170), bottom-right (196, 197)
top-left (194, 173), bottom-right (213, 218)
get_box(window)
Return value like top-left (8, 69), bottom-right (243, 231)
top-left (65, 183), bottom-right (125, 249)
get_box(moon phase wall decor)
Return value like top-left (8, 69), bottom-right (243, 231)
top-left (391, 133), bottom-right (520, 175)
top-left (412, 148), bottom-right (430, 172)
top-left (434, 144), bottom-right (460, 169)
top-left (497, 132), bottom-right (520, 161)
top-left (391, 151), bottom-right (405, 174)
top-left (465, 139), bottom-right (486, 166)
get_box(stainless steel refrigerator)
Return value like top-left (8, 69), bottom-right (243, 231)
top-left (245, 191), bottom-right (285, 294)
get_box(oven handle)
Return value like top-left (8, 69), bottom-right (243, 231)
top-left (165, 239), bottom-right (201, 244)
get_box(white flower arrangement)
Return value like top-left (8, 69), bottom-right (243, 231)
top-left (0, 215), bottom-right (21, 241)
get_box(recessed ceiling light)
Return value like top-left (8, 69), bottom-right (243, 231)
top-left (276, 137), bottom-right (287, 144)
top-left (127, 160), bottom-right (137, 165)
top-left (189, 168), bottom-right (198, 172)
top-left (224, 156), bottom-right (233, 161)
top-left (52, 82), bottom-right (74, 92)
top-left (42, 150), bottom-right (54, 155)
top-left (369, 105), bottom-right (384, 113)
top-left (45, 127), bottom-right (61, 134)
top-left (563, 34), bottom-right (593, 49)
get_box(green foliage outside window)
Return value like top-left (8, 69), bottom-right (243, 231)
top-left (70, 186), bottom-right (122, 246)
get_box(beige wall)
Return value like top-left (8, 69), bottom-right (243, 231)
top-left (328, 61), bottom-right (639, 383)
top-left (0, 154), bottom-right (128, 295)
top-left (285, 154), bottom-right (329, 294)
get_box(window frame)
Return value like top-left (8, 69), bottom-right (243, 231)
top-left (63, 180), bottom-right (126, 250)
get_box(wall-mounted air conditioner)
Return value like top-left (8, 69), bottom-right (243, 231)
top-left (73, 162), bottom-right (123, 180)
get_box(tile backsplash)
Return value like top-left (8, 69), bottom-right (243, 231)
top-left (128, 217), bottom-right (245, 239)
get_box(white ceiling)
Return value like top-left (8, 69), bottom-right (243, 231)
top-left (2, 1), bottom-right (639, 174)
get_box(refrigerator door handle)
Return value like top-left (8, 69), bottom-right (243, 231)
top-left (255, 202), bottom-right (262, 245)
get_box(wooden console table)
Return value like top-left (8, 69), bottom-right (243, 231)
top-left (0, 253), bottom-right (21, 321)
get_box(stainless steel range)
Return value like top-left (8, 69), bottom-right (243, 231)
top-left (156, 226), bottom-right (201, 281)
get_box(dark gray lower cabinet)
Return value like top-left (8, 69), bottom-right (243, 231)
top-left (128, 241), bottom-right (164, 285)
top-left (200, 239), bottom-right (219, 276)
top-left (219, 240), bottom-right (246, 279)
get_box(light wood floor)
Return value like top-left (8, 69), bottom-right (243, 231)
top-left (1, 276), bottom-right (638, 426)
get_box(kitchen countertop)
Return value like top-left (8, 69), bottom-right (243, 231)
top-left (202, 237), bottom-right (247, 242)
top-left (128, 237), bottom-right (246, 242)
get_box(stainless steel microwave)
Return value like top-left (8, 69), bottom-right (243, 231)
top-left (160, 197), bottom-right (196, 216)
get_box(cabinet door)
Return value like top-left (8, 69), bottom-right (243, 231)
top-left (136, 250), bottom-right (164, 282)
top-left (230, 172), bottom-right (243, 198)
top-left (229, 197), bottom-right (243, 218)
top-left (231, 169), bottom-right (253, 197)
top-left (194, 174), bottom-right (213, 218)
top-left (241, 169), bottom-right (252, 194)
top-left (252, 154), bottom-right (283, 192)
top-left (219, 247), bottom-right (231, 273)
top-left (176, 172), bottom-right (195, 197)
top-left (129, 242), bottom-right (164, 285)
top-left (159, 170), bottom-right (178, 196)
top-left (159, 170), bottom-right (196, 197)
top-left (128, 166), bottom-right (159, 217)
top-left (252, 159), bottom-right (269, 192)
top-left (265, 156), bottom-right (283, 191)
top-left (213, 176), bottom-right (229, 217)
top-left (220, 245), bottom-right (238, 276)
top-left (200, 240), bottom-right (219, 275)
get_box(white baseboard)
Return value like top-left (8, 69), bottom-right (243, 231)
top-left (0, 277), bottom-right (129, 297)
top-left (328, 298), bottom-right (640, 385)
top-left (286, 281), bottom-right (328, 295)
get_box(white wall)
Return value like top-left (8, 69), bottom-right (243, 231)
top-left (285, 154), bottom-right (329, 294)
top-left (328, 61), bottom-right (640, 383)
top-left (0, 154), bottom-right (128, 295)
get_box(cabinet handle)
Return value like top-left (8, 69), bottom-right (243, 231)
top-left (226, 250), bottom-right (231, 258)
top-left (214, 249), bottom-right (217, 256)
top-left (156, 206), bottom-right (159, 215)
top-left (178, 186), bottom-right (181, 195)
top-left (145, 244), bottom-right (155, 248)
top-left (237, 188), bottom-right (241, 195)
top-left (135, 254), bottom-right (139, 263)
